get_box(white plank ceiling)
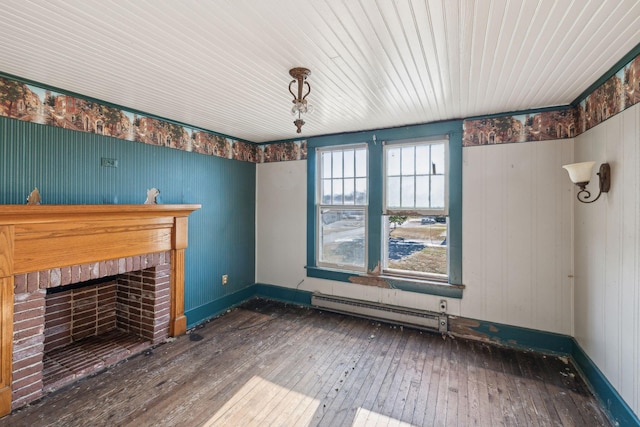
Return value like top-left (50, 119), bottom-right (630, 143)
top-left (1, 0), bottom-right (640, 143)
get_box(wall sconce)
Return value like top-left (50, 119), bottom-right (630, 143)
top-left (289, 67), bottom-right (313, 134)
top-left (562, 161), bottom-right (611, 203)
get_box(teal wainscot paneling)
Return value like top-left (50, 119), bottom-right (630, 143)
top-left (0, 116), bottom-right (256, 326)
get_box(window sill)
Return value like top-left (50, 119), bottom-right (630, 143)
top-left (306, 266), bottom-right (464, 299)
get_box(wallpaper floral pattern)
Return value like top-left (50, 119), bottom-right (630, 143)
top-left (2, 50), bottom-right (640, 158)
top-left (463, 52), bottom-right (640, 147)
top-left (0, 76), bottom-right (306, 163)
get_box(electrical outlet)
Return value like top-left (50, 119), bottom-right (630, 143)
top-left (222, 274), bottom-right (228, 286)
top-left (439, 299), bottom-right (447, 313)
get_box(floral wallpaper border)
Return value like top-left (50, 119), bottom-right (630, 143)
top-left (3, 50), bottom-right (640, 159)
top-left (0, 76), bottom-right (306, 163)
top-left (463, 53), bottom-right (640, 147)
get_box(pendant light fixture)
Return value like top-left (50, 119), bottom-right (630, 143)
top-left (289, 67), bottom-right (313, 133)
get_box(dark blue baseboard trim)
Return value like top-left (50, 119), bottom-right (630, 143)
top-left (454, 317), bottom-right (639, 425)
top-left (572, 341), bottom-right (640, 427)
top-left (253, 283), bottom-right (313, 306)
top-left (189, 283), bottom-right (639, 425)
top-left (452, 318), bottom-right (575, 355)
top-left (185, 286), bottom-right (255, 329)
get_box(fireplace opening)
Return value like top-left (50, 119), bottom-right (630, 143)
top-left (41, 265), bottom-right (171, 391)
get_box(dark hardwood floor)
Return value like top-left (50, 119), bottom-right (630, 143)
top-left (1, 299), bottom-right (611, 426)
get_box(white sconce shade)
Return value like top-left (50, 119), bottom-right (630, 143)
top-left (562, 161), bottom-right (595, 184)
top-left (562, 161), bottom-right (610, 204)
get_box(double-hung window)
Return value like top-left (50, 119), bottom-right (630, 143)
top-left (307, 120), bottom-right (463, 297)
top-left (317, 144), bottom-right (368, 271)
top-left (382, 139), bottom-right (448, 281)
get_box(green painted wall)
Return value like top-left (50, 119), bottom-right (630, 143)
top-left (0, 116), bottom-right (256, 326)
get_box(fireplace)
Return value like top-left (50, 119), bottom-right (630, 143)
top-left (0, 204), bottom-right (200, 414)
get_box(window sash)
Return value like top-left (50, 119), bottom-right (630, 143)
top-left (316, 144), bottom-right (368, 271)
top-left (381, 215), bottom-right (449, 281)
top-left (318, 144), bottom-right (368, 208)
top-left (316, 207), bottom-right (367, 271)
top-left (383, 139), bottom-right (448, 216)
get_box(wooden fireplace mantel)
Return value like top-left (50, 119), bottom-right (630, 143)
top-left (0, 204), bottom-right (200, 415)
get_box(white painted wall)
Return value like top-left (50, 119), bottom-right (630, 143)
top-left (256, 137), bottom-right (574, 335)
top-left (574, 104), bottom-right (640, 417)
top-left (461, 139), bottom-right (575, 335)
top-left (255, 160), bottom-right (460, 315)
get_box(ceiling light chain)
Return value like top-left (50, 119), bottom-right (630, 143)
top-left (289, 67), bottom-right (314, 133)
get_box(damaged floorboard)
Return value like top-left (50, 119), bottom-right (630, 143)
top-left (1, 299), bottom-right (611, 426)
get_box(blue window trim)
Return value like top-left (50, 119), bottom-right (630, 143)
top-left (306, 120), bottom-right (463, 298)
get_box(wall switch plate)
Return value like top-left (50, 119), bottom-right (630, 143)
top-left (101, 157), bottom-right (118, 168)
top-left (222, 274), bottom-right (228, 286)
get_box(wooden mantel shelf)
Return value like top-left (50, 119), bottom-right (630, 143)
top-left (0, 204), bottom-right (200, 415)
top-left (0, 204), bottom-right (201, 223)
top-left (0, 204), bottom-right (201, 273)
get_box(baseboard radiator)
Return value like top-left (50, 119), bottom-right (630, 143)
top-left (311, 294), bottom-right (448, 334)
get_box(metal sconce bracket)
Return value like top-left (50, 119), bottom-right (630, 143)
top-left (576, 163), bottom-right (610, 203)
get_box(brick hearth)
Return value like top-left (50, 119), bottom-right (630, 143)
top-left (12, 252), bottom-right (171, 409)
top-left (0, 204), bottom-right (200, 416)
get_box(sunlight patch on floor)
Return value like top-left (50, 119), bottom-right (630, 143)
top-left (351, 407), bottom-right (416, 427)
top-left (202, 375), bottom-right (320, 426)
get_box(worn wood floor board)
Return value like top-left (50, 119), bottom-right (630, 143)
top-left (324, 325), bottom-right (403, 427)
top-left (501, 348), bottom-right (541, 427)
top-left (385, 331), bottom-right (423, 425)
top-left (196, 311), bottom-right (326, 426)
top-left (290, 320), bottom-right (382, 426)
top-left (263, 315), bottom-right (368, 426)
top-left (357, 327), bottom-right (410, 425)
top-left (0, 299), bottom-right (612, 427)
top-left (513, 348), bottom-right (560, 425)
top-left (409, 330), bottom-right (439, 426)
top-left (395, 331), bottom-right (429, 425)
top-left (369, 328), bottom-right (412, 425)
top-left (421, 335), bottom-right (446, 425)
top-left (224, 312), bottom-right (347, 425)
top-left (128, 303), bottom-right (317, 426)
top-left (227, 312), bottom-right (363, 426)
top-left (304, 316), bottom-right (378, 426)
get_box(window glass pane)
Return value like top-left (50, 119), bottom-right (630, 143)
top-left (415, 145), bottom-right (430, 175)
top-left (401, 146), bottom-right (415, 175)
top-left (387, 176), bottom-right (400, 207)
top-left (383, 215), bottom-right (447, 276)
top-left (332, 151), bottom-right (343, 178)
top-left (344, 150), bottom-right (355, 178)
top-left (430, 175), bottom-right (445, 208)
top-left (387, 147), bottom-right (401, 176)
top-left (322, 152), bottom-right (332, 179)
top-left (415, 175), bottom-right (429, 207)
top-left (384, 140), bottom-right (447, 214)
top-left (355, 148), bottom-right (367, 177)
top-left (355, 178), bottom-right (367, 205)
top-left (332, 179), bottom-right (343, 204)
top-left (322, 179), bottom-right (332, 204)
top-left (401, 176), bottom-right (414, 207)
top-left (319, 208), bottom-right (365, 269)
top-left (344, 178), bottom-right (355, 205)
top-left (431, 143), bottom-right (445, 176)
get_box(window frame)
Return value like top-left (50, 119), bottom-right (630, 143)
top-left (306, 120), bottom-right (463, 298)
top-left (383, 137), bottom-right (449, 216)
top-left (381, 137), bottom-right (450, 281)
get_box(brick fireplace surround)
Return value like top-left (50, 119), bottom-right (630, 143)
top-left (0, 205), bottom-right (200, 415)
